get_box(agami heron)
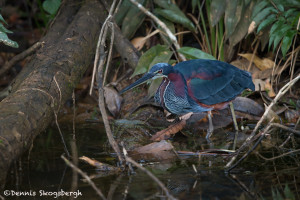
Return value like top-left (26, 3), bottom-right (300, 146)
top-left (120, 59), bottom-right (255, 140)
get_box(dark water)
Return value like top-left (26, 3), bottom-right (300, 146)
top-left (2, 123), bottom-right (300, 200)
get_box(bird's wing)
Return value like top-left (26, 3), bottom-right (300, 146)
top-left (174, 59), bottom-right (254, 105)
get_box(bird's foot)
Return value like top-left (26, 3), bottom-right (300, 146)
top-left (151, 120), bottom-right (186, 141)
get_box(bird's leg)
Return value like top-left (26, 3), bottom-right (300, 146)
top-left (206, 110), bottom-right (214, 140)
top-left (230, 102), bottom-right (239, 150)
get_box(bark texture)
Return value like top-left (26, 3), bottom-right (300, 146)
top-left (0, 0), bottom-right (104, 184)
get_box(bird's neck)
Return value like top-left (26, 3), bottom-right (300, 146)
top-left (167, 72), bottom-right (187, 97)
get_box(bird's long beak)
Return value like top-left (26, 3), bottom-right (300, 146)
top-left (120, 72), bottom-right (155, 94)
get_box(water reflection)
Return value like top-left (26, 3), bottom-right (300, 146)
top-left (3, 123), bottom-right (300, 200)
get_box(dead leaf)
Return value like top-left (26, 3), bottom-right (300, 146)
top-left (239, 53), bottom-right (274, 71)
top-left (131, 140), bottom-right (176, 161)
top-left (131, 37), bottom-right (147, 50)
top-left (253, 78), bottom-right (276, 97)
top-left (231, 58), bottom-right (260, 74)
top-left (248, 21), bottom-right (256, 34)
top-left (79, 156), bottom-right (121, 171)
top-left (232, 97), bottom-right (264, 116)
top-left (104, 86), bottom-right (123, 117)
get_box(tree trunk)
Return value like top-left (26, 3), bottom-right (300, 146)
top-left (0, 0), bottom-right (104, 184)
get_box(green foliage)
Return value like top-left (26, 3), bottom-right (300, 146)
top-left (178, 47), bottom-right (216, 60)
top-left (270, 184), bottom-right (295, 200)
top-left (43, 0), bottom-right (61, 15)
top-left (154, 9), bottom-right (195, 31)
top-left (207, 0), bottom-right (254, 49)
top-left (131, 44), bottom-right (173, 77)
top-left (115, 0), bottom-right (195, 39)
top-left (0, 14), bottom-right (18, 48)
top-left (153, 0), bottom-right (196, 31)
top-left (118, 0), bottom-right (148, 38)
top-left (252, 0), bottom-right (300, 57)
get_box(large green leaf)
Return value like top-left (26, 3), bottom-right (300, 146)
top-left (131, 44), bottom-right (173, 78)
top-left (122, 0), bottom-right (147, 38)
top-left (42, 0), bottom-right (61, 15)
top-left (281, 30), bottom-right (296, 57)
top-left (225, 0), bottom-right (243, 38)
top-left (115, 0), bottom-right (132, 25)
top-left (157, 16), bottom-right (175, 45)
top-left (153, 0), bottom-right (182, 13)
top-left (154, 8), bottom-right (196, 31)
top-left (0, 32), bottom-right (18, 48)
top-left (229, 0), bottom-right (255, 47)
top-left (178, 47), bottom-right (216, 60)
top-left (148, 78), bottom-right (162, 97)
top-left (210, 0), bottom-right (226, 27)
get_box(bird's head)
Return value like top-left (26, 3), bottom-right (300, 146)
top-left (120, 63), bottom-right (173, 94)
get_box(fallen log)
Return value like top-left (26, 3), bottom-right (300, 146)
top-left (0, 0), bottom-right (139, 185)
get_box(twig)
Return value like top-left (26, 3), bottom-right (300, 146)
top-left (256, 149), bottom-right (300, 161)
top-left (53, 75), bottom-right (70, 157)
top-left (128, 0), bottom-right (186, 61)
top-left (0, 42), bottom-right (44, 77)
top-left (103, 22), bottom-right (115, 85)
top-left (61, 155), bottom-right (107, 200)
top-left (54, 111), bottom-right (70, 157)
top-left (271, 123), bottom-right (300, 136)
top-left (225, 121), bottom-right (274, 172)
top-left (123, 153), bottom-right (177, 200)
top-left (226, 74), bottom-right (300, 168)
top-left (93, 0), bottom-right (124, 163)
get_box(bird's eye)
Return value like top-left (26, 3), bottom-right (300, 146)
top-left (157, 69), bottom-right (163, 74)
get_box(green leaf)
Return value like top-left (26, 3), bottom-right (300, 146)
top-left (0, 23), bottom-right (13, 34)
top-left (115, 0), bottom-right (132, 25)
top-left (225, 0), bottom-right (244, 38)
top-left (284, 184), bottom-right (295, 200)
top-left (153, 0), bottom-right (182, 13)
top-left (157, 17), bottom-right (175, 44)
top-left (210, 0), bottom-right (226, 27)
top-left (277, 4), bottom-right (284, 12)
top-left (154, 8), bottom-right (196, 31)
top-left (42, 0), bottom-right (61, 15)
top-left (229, 0), bottom-right (255, 47)
top-left (251, 0), bottom-right (270, 19)
top-left (0, 14), bottom-right (7, 25)
top-left (283, 8), bottom-right (297, 18)
top-left (122, 0), bottom-right (147, 38)
top-left (273, 24), bottom-right (291, 50)
top-left (257, 14), bottom-right (276, 32)
top-left (252, 6), bottom-right (277, 25)
top-left (192, 0), bottom-right (198, 13)
top-left (281, 30), bottom-right (296, 57)
top-left (0, 32), bottom-right (19, 48)
top-left (177, 47), bottom-right (216, 60)
top-left (131, 44), bottom-right (173, 77)
top-left (148, 78), bottom-right (162, 97)
top-left (268, 18), bottom-right (285, 49)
